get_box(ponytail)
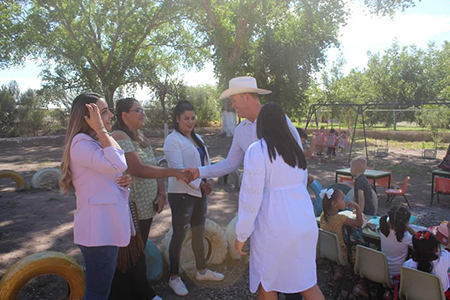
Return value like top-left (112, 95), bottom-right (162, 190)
top-left (379, 215), bottom-right (390, 238)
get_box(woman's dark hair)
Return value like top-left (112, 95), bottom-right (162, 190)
top-left (380, 206), bottom-right (411, 242)
top-left (112, 98), bottom-right (141, 142)
top-left (172, 100), bottom-right (206, 154)
top-left (297, 128), bottom-right (308, 140)
top-left (71, 92), bottom-right (102, 135)
top-left (321, 189), bottom-right (344, 223)
top-left (412, 231), bottom-right (439, 273)
top-left (256, 102), bottom-right (306, 169)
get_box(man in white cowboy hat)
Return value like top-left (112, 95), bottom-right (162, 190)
top-left (185, 75), bottom-right (305, 187)
top-left (184, 76), bottom-right (305, 300)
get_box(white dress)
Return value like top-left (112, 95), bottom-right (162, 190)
top-left (235, 139), bottom-right (318, 293)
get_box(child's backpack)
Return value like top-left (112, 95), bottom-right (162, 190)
top-left (342, 225), bottom-right (367, 266)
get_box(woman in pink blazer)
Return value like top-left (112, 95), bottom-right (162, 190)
top-left (60, 93), bottom-right (132, 300)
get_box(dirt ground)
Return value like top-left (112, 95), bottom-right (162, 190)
top-left (1, 128), bottom-right (450, 300)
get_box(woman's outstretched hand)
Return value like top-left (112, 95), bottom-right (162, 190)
top-left (84, 103), bottom-right (106, 133)
top-left (234, 239), bottom-right (247, 256)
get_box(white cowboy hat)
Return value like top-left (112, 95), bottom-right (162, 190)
top-left (218, 76), bottom-right (271, 100)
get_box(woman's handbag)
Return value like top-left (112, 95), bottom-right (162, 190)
top-left (116, 180), bottom-right (145, 273)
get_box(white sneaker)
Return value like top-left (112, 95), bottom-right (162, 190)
top-left (195, 269), bottom-right (225, 282)
top-left (151, 296), bottom-right (163, 300)
top-left (168, 276), bottom-right (188, 296)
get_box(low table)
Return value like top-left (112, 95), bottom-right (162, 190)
top-left (335, 168), bottom-right (392, 191)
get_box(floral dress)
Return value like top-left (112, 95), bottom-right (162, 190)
top-left (117, 137), bottom-right (158, 220)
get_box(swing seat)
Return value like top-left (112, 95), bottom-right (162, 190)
top-left (374, 147), bottom-right (389, 157)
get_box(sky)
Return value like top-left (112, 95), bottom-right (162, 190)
top-left (0, 0), bottom-right (449, 100)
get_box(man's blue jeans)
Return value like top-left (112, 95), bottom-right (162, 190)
top-left (79, 245), bottom-right (119, 300)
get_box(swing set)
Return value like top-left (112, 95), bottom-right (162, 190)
top-left (305, 101), bottom-right (450, 163)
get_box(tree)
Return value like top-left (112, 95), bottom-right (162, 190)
top-left (191, 0), bottom-right (347, 134)
top-left (362, 0), bottom-right (419, 17)
top-left (185, 84), bottom-right (220, 127)
top-left (2, 0), bottom-right (204, 108)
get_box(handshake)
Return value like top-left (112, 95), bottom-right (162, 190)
top-left (175, 168), bottom-right (214, 195)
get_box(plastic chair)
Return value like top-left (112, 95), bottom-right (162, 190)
top-left (340, 176), bottom-right (354, 185)
top-left (352, 245), bottom-right (394, 299)
top-left (386, 176), bottom-right (411, 208)
top-left (318, 229), bottom-right (349, 299)
top-left (399, 266), bottom-right (445, 300)
top-left (375, 169), bottom-right (392, 189)
top-left (431, 177), bottom-right (450, 206)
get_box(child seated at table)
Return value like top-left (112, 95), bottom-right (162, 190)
top-left (403, 228), bottom-right (450, 299)
top-left (380, 206), bottom-right (416, 299)
top-left (319, 189), bottom-right (363, 278)
top-left (350, 156), bottom-right (375, 215)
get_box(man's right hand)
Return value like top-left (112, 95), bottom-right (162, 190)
top-left (182, 168), bottom-right (200, 183)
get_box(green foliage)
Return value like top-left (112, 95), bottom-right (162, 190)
top-left (185, 84), bottom-right (220, 127)
top-left (3, 0), bottom-right (206, 107)
top-left (310, 41), bottom-right (449, 129)
top-left (415, 106), bottom-right (449, 150)
top-left (363, 0), bottom-right (419, 17)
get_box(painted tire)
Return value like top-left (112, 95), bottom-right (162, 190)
top-left (308, 180), bottom-right (323, 216)
top-left (0, 170), bottom-right (25, 191)
top-left (31, 168), bottom-right (61, 189)
top-left (346, 187), bottom-right (379, 215)
top-left (225, 215), bottom-right (241, 260)
top-left (145, 239), bottom-right (163, 281)
top-left (0, 251), bottom-right (85, 300)
top-left (161, 218), bottom-right (228, 265)
top-left (328, 183), bottom-right (353, 196)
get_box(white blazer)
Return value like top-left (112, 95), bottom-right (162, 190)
top-left (163, 130), bottom-right (211, 198)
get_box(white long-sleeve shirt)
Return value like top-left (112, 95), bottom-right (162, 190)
top-left (198, 116), bottom-right (302, 179)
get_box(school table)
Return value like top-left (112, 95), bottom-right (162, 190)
top-left (335, 168), bottom-right (392, 191)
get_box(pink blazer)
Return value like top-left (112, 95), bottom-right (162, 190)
top-left (70, 133), bottom-right (131, 247)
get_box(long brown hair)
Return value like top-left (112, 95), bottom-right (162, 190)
top-left (59, 93), bottom-right (102, 194)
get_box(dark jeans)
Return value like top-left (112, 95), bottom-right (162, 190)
top-left (79, 245), bottom-right (119, 300)
top-left (109, 219), bottom-right (156, 300)
top-left (169, 193), bottom-right (207, 275)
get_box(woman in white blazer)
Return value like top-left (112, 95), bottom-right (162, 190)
top-left (163, 101), bottom-right (224, 296)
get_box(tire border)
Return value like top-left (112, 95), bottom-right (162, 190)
top-left (161, 218), bottom-right (228, 266)
top-left (0, 170), bottom-right (25, 191)
top-left (0, 251), bottom-right (85, 300)
top-left (31, 168), bottom-right (61, 189)
top-left (225, 215), bottom-right (241, 260)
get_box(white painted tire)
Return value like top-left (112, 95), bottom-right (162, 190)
top-left (346, 187), bottom-right (378, 215)
top-left (161, 218), bottom-right (228, 265)
top-left (31, 168), bottom-right (61, 189)
top-left (225, 215), bottom-right (241, 260)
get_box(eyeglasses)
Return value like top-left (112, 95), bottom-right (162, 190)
top-left (131, 108), bottom-right (145, 114)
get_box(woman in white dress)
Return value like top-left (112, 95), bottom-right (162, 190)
top-left (234, 102), bottom-right (324, 300)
